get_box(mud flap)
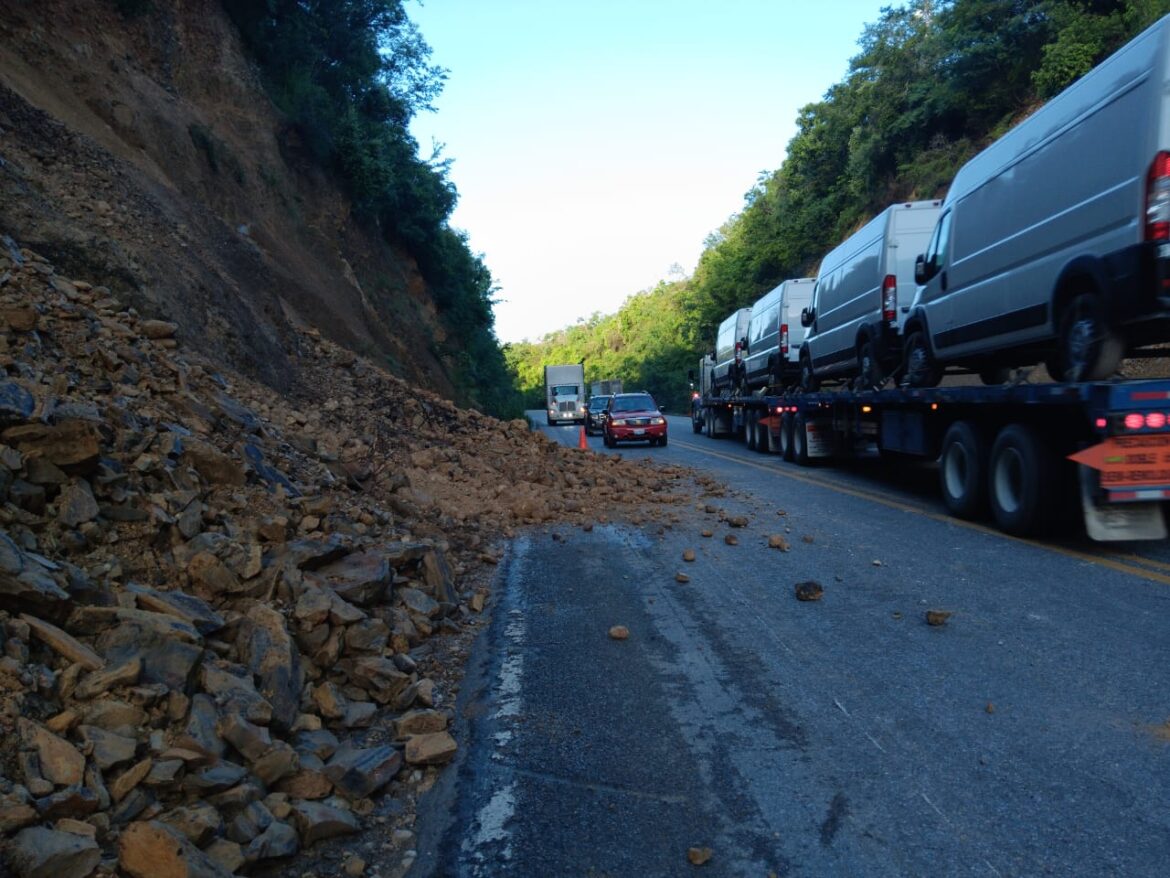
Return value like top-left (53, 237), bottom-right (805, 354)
top-left (1080, 466), bottom-right (1167, 541)
top-left (804, 418), bottom-right (834, 459)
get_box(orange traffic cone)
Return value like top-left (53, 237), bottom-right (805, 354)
top-left (578, 426), bottom-right (588, 449)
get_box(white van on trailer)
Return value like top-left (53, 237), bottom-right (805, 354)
top-left (800, 200), bottom-right (941, 390)
top-left (905, 13), bottom-right (1170, 387)
top-left (741, 278), bottom-right (816, 389)
top-left (710, 308), bottom-right (752, 392)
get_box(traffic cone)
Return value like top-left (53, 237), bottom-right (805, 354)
top-left (578, 426), bottom-right (588, 449)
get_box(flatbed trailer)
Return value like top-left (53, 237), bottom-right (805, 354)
top-left (689, 379), bottom-right (1170, 541)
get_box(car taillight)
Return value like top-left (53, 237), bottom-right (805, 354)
top-left (882, 274), bottom-right (897, 323)
top-left (780, 323), bottom-right (789, 355)
top-left (1146, 151), bottom-right (1170, 242)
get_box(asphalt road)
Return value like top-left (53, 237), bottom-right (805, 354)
top-left (411, 413), bottom-right (1170, 877)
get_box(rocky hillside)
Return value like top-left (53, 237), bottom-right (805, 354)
top-left (0, 0), bottom-right (455, 396)
top-left (0, 237), bottom-right (706, 878)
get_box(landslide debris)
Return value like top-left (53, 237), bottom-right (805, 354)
top-left (0, 239), bottom-right (699, 875)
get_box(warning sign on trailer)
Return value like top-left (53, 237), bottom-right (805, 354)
top-left (1068, 435), bottom-right (1170, 486)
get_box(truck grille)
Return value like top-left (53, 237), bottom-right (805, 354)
top-left (558, 402), bottom-right (576, 412)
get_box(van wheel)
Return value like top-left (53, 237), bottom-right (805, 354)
top-left (989, 424), bottom-right (1054, 536)
top-left (858, 340), bottom-right (884, 389)
top-left (779, 413), bottom-right (794, 461)
top-left (903, 331), bottom-right (942, 388)
top-left (793, 413), bottom-right (812, 466)
top-left (767, 354), bottom-right (781, 385)
top-left (799, 351), bottom-right (820, 392)
top-left (1054, 293), bottom-right (1124, 382)
top-left (939, 421), bottom-right (990, 519)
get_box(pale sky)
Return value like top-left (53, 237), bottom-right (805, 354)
top-left (407, 0), bottom-right (896, 344)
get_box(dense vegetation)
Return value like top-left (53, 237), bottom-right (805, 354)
top-left (222, 0), bottom-right (522, 417)
top-left (508, 0), bottom-right (1170, 412)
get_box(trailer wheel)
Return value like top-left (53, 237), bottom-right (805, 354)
top-left (757, 417), bottom-right (773, 454)
top-left (939, 421), bottom-right (990, 519)
top-left (779, 413), bottom-right (794, 461)
top-left (989, 424), bottom-right (1054, 536)
top-left (691, 406), bottom-right (703, 433)
top-left (746, 411), bottom-right (758, 450)
top-left (1052, 293), bottom-right (1124, 382)
top-left (793, 413), bottom-right (812, 466)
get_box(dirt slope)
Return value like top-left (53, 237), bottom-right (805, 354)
top-left (0, 0), bottom-right (452, 396)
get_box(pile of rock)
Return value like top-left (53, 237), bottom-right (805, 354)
top-left (0, 235), bottom-right (699, 876)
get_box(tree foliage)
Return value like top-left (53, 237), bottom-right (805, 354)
top-left (507, 0), bottom-right (1170, 414)
top-left (222, 0), bottom-right (522, 417)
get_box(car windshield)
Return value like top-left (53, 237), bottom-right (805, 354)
top-left (552, 384), bottom-right (578, 396)
top-left (589, 397), bottom-right (610, 411)
top-left (611, 395), bottom-right (655, 412)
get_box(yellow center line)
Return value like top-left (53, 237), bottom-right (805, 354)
top-left (671, 437), bottom-right (1170, 587)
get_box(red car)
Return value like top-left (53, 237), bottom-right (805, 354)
top-left (603, 392), bottom-right (668, 447)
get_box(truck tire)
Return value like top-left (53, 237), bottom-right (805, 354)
top-left (746, 411), bottom-right (758, 450)
top-left (757, 417), bottom-right (773, 454)
top-left (939, 421), bottom-right (990, 519)
top-left (692, 407), bottom-right (703, 433)
top-left (779, 413), bottom-right (795, 461)
top-left (988, 423), bottom-right (1055, 536)
top-left (793, 412), bottom-right (812, 466)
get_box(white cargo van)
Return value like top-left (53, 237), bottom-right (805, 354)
top-left (904, 14), bottom-right (1170, 387)
top-left (742, 278), bottom-right (816, 389)
top-left (711, 308), bottom-right (752, 392)
top-left (800, 201), bottom-right (941, 389)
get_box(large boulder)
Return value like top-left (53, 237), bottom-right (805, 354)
top-left (7, 826), bottom-right (101, 878)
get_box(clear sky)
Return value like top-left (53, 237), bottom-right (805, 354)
top-left (407, 0), bottom-right (896, 344)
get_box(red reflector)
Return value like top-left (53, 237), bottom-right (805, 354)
top-left (1147, 412), bottom-right (1167, 429)
top-left (1152, 222), bottom-right (1170, 241)
top-left (1125, 413), bottom-right (1145, 430)
top-left (1095, 417), bottom-right (1107, 429)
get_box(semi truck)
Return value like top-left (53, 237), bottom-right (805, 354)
top-left (687, 372), bottom-right (1170, 542)
top-left (544, 364), bottom-right (586, 425)
top-left (590, 379), bottom-right (623, 396)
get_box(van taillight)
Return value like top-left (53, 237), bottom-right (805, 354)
top-left (1145, 151), bottom-right (1170, 241)
top-left (780, 323), bottom-right (789, 355)
top-left (882, 275), bottom-right (897, 322)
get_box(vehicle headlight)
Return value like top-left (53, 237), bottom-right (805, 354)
top-left (612, 418), bottom-right (628, 426)
top-left (651, 417), bottom-right (665, 425)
